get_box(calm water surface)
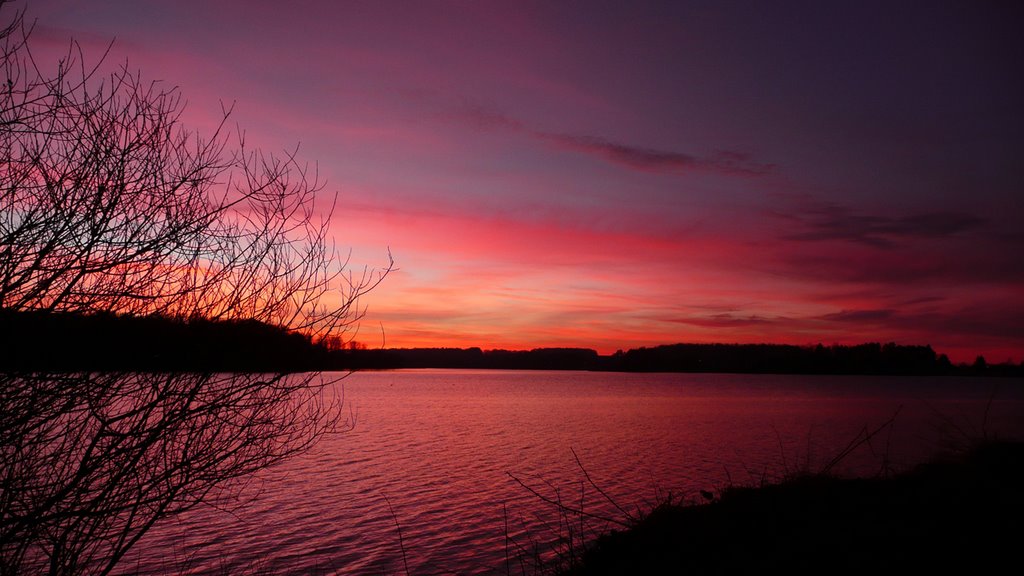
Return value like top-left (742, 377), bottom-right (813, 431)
top-left (130, 370), bottom-right (1024, 575)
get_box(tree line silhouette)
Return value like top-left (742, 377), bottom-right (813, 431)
top-left (339, 342), bottom-right (1021, 376)
top-left (4, 307), bottom-right (1017, 376)
top-left (1, 308), bottom-right (330, 372)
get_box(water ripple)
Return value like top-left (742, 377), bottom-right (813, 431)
top-left (126, 371), bottom-right (1024, 575)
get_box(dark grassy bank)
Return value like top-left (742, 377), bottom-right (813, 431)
top-left (559, 441), bottom-right (1024, 575)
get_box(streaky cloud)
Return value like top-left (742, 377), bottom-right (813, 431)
top-left (819, 309), bottom-right (896, 323)
top-left (448, 100), bottom-right (774, 177)
top-left (534, 131), bottom-right (697, 170)
top-left (899, 295), bottom-right (946, 307)
top-left (533, 131), bottom-right (774, 176)
top-left (815, 305), bottom-right (1024, 342)
top-left (777, 202), bottom-right (987, 248)
top-left (451, 100), bottom-right (525, 132)
top-left (666, 313), bottom-right (776, 328)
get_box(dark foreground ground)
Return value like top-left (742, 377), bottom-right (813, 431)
top-left (561, 441), bottom-right (1024, 575)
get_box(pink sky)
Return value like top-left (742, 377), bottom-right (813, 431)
top-left (24, 0), bottom-right (1024, 362)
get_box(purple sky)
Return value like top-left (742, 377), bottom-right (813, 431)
top-left (23, 1), bottom-right (1024, 361)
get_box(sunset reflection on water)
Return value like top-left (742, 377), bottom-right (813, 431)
top-left (131, 370), bottom-right (1024, 575)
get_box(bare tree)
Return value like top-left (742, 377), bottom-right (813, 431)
top-left (0, 3), bottom-right (389, 574)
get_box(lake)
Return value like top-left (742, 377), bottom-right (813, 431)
top-left (128, 370), bottom-right (1024, 575)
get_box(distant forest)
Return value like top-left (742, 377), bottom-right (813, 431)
top-left (1, 309), bottom-right (329, 372)
top-left (2, 309), bottom-right (1021, 376)
top-left (343, 343), bottom-right (1021, 376)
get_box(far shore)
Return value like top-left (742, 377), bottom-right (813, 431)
top-left (3, 309), bottom-right (1021, 376)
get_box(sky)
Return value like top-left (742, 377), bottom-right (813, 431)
top-left (20, 0), bottom-right (1024, 362)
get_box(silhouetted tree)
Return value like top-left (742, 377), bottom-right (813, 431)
top-left (972, 355), bottom-right (988, 372)
top-left (0, 3), bottom-right (388, 574)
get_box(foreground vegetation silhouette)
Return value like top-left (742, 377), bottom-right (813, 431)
top-left (555, 440), bottom-right (1024, 575)
top-left (0, 3), bottom-right (388, 574)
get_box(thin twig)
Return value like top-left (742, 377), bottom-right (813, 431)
top-left (772, 425), bottom-right (789, 475)
top-left (820, 406), bottom-right (903, 475)
top-left (503, 503), bottom-right (510, 576)
top-left (506, 472), bottom-right (629, 528)
top-left (982, 383), bottom-right (998, 441)
top-left (570, 447), bottom-right (635, 524)
top-left (383, 493), bottom-right (410, 576)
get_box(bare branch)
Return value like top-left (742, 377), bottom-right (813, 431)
top-left (0, 5), bottom-right (388, 574)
